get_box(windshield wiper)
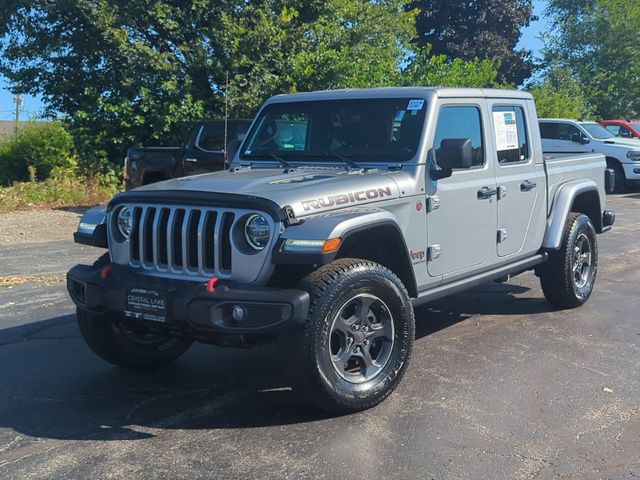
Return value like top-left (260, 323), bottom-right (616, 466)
top-left (243, 152), bottom-right (293, 169)
top-left (301, 153), bottom-right (363, 170)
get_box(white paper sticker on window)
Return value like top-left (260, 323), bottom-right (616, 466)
top-left (493, 111), bottom-right (518, 151)
top-left (407, 99), bottom-right (425, 110)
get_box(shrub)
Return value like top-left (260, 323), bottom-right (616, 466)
top-left (0, 121), bottom-right (76, 185)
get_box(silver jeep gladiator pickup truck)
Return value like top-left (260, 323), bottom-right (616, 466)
top-left (68, 87), bottom-right (614, 413)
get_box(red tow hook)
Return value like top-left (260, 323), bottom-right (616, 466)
top-left (206, 276), bottom-right (219, 293)
top-left (100, 264), bottom-right (112, 279)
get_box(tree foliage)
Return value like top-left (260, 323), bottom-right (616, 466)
top-left (544, 0), bottom-right (640, 118)
top-left (409, 0), bottom-right (535, 85)
top-left (527, 68), bottom-right (594, 119)
top-left (0, 122), bottom-right (76, 184)
top-left (0, 0), bottom-right (503, 165)
top-left (404, 50), bottom-right (501, 88)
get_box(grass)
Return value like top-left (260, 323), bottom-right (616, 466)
top-left (0, 173), bottom-right (119, 212)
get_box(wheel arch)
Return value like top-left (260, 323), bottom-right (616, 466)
top-left (274, 210), bottom-right (418, 298)
top-left (542, 180), bottom-right (602, 250)
top-left (335, 221), bottom-right (418, 298)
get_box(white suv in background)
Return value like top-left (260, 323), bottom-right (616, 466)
top-left (539, 118), bottom-right (640, 192)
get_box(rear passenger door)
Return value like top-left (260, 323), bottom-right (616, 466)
top-left (490, 103), bottom-right (546, 257)
top-left (426, 101), bottom-right (499, 279)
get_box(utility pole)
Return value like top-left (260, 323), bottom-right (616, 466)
top-left (13, 94), bottom-right (23, 137)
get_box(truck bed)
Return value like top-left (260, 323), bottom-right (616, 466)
top-left (544, 152), bottom-right (607, 216)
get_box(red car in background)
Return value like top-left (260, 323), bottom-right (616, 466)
top-left (600, 119), bottom-right (640, 139)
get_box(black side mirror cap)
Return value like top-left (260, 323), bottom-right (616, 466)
top-left (437, 138), bottom-right (474, 169)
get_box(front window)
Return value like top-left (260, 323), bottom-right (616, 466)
top-left (241, 98), bottom-right (427, 164)
top-left (580, 123), bottom-right (615, 139)
top-left (631, 123), bottom-right (640, 133)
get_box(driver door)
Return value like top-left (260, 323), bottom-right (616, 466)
top-left (426, 101), bottom-right (499, 279)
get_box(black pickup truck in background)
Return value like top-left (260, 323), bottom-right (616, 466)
top-left (124, 119), bottom-right (251, 190)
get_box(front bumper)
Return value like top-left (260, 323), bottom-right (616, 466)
top-left (67, 263), bottom-right (310, 337)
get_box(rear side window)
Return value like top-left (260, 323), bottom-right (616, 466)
top-left (604, 124), bottom-right (621, 136)
top-left (492, 105), bottom-right (529, 164)
top-left (433, 106), bottom-right (484, 167)
top-left (539, 122), bottom-right (581, 140)
top-left (198, 124), bottom-right (225, 151)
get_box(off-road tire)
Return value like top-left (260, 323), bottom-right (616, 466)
top-left (77, 254), bottom-right (191, 369)
top-left (283, 258), bottom-right (415, 414)
top-left (77, 309), bottom-right (192, 369)
top-left (539, 213), bottom-right (598, 308)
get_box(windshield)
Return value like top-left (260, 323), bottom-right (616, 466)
top-left (632, 123), bottom-right (640, 132)
top-left (580, 123), bottom-right (615, 139)
top-left (240, 98), bottom-right (427, 164)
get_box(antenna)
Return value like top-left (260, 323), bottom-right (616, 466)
top-left (224, 71), bottom-right (229, 165)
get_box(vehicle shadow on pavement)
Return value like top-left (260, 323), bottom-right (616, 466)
top-left (0, 281), bottom-right (552, 445)
top-left (414, 282), bottom-right (553, 340)
top-left (0, 316), bottom-right (333, 445)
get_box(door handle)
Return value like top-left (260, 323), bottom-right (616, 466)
top-left (185, 157), bottom-right (198, 163)
top-left (477, 187), bottom-right (498, 199)
top-left (520, 180), bottom-right (537, 191)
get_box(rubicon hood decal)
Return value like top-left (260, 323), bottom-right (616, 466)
top-left (135, 167), bottom-right (403, 217)
top-left (302, 187), bottom-right (393, 211)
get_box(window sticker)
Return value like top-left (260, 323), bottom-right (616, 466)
top-left (407, 99), bottom-right (425, 111)
top-left (493, 111), bottom-right (518, 151)
top-left (394, 110), bottom-right (406, 121)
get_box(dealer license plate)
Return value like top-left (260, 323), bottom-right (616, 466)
top-left (125, 287), bottom-right (168, 323)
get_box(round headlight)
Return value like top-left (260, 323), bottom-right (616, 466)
top-left (244, 214), bottom-right (270, 250)
top-left (116, 207), bottom-right (133, 239)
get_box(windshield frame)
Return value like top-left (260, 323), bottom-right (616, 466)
top-left (580, 122), bottom-right (615, 140)
top-left (238, 97), bottom-right (428, 167)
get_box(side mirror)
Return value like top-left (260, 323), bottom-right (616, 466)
top-left (428, 139), bottom-right (473, 180)
top-left (437, 138), bottom-right (473, 169)
top-left (571, 132), bottom-right (590, 144)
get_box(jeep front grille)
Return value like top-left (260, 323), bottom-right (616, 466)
top-left (129, 206), bottom-right (235, 277)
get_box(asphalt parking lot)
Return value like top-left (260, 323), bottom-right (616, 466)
top-left (1, 193), bottom-right (639, 479)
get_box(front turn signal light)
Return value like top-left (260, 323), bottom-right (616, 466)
top-left (322, 237), bottom-right (342, 254)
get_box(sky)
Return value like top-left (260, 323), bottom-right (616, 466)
top-left (0, 0), bottom-right (551, 122)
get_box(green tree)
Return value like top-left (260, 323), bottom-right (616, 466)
top-left (527, 68), bottom-right (594, 119)
top-left (0, 0), bottom-right (502, 168)
top-left (404, 50), bottom-right (501, 88)
top-left (409, 0), bottom-right (536, 85)
top-left (0, 122), bottom-right (76, 184)
top-left (544, 0), bottom-right (640, 118)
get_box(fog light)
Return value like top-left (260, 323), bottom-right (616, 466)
top-left (231, 305), bottom-right (247, 323)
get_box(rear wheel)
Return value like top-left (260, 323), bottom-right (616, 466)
top-left (77, 309), bottom-right (192, 369)
top-left (283, 258), bottom-right (415, 414)
top-left (610, 161), bottom-right (627, 193)
top-left (539, 213), bottom-right (598, 308)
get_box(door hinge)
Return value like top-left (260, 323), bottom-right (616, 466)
top-left (427, 196), bottom-right (440, 212)
top-left (497, 228), bottom-right (508, 243)
top-left (427, 244), bottom-right (441, 261)
top-left (497, 185), bottom-right (508, 200)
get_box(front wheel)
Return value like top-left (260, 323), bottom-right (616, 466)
top-left (539, 213), bottom-right (598, 308)
top-left (77, 309), bottom-right (192, 369)
top-left (283, 258), bottom-right (415, 414)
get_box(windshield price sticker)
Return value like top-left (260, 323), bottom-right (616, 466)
top-left (493, 111), bottom-right (518, 151)
top-left (407, 99), bottom-right (425, 111)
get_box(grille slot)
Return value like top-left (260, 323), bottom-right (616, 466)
top-left (128, 205), bottom-right (237, 278)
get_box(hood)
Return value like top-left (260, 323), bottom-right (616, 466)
top-left (135, 167), bottom-right (402, 217)
top-left (599, 137), bottom-right (640, 148)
